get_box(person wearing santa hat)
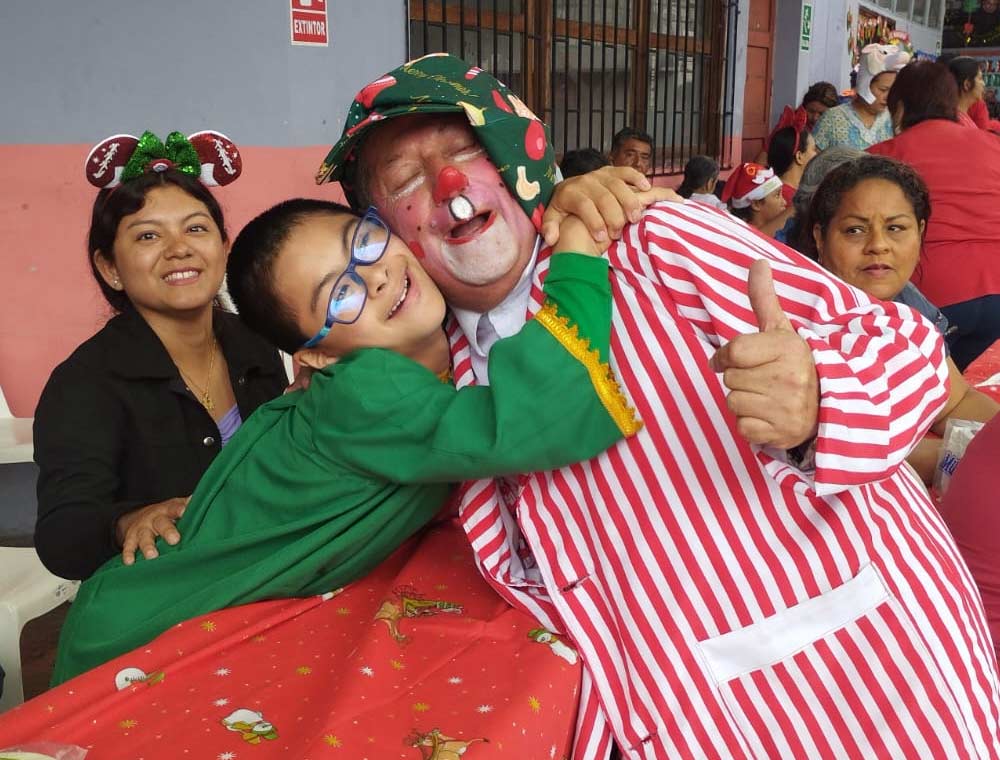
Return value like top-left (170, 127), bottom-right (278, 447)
top-left (722, 161), bottom-right (791, 237)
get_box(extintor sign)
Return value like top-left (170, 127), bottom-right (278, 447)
top-left (291, 0), bottom-right (328, 47)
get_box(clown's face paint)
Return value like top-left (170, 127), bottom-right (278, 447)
top-left (359, 114), bottom-right (537, 312)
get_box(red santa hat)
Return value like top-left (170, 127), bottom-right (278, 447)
top-left (721, 163), bottom-right (783, 209)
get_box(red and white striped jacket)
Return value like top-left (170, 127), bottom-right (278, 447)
top-left (447, 202), bottom-right (1000, 760)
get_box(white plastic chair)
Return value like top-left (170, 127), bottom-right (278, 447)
top-left (0, 547), bottom-right (79, 712)
top-left (0, 385), bottom-right (11, 419)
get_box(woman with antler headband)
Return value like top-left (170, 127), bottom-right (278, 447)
top-left (33, 130), bottom-right (288, 580)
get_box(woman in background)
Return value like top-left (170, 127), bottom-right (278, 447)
top-left (947, 55), bottom-right (989, 128)
top-left (721, 162), bottom-right (790, 236)
top-left (767, 106), bottom-right (819, 204)
top-left (801, 80), bottom-right (840, 129)
top-left (33, 131), bottom-right (288, 580)
top-left (676, 155), bottom-right (727, 211)
top-left (812, 44), bottom-right (910, 150)
top-left (870, 60), bottom-right (1000, 368)
top-left (802, 154), bottom-right (998, 483)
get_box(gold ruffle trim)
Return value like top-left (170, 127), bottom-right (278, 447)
top-left (535, 301), bottom-right (643, 437)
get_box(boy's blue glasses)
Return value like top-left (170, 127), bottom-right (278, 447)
top-left (301, 207), bottom-right (391, 349)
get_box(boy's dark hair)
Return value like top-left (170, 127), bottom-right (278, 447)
top-left (887, 61), bottom-right (959, 130)
top-left (228, 198), bottom-right (358, 354)
top-left (611, 126), bottom-right (653, 151)
top-left (801, 155), bottom-right (930, 261)
top-left (560, 147), bottom-right (610, 178)
top-left (677, 155), bottom-right (719, 198)
top-left (88, 169), bottom-right (228, 313)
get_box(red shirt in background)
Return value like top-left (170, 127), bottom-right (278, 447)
top-left (940, 414), bottom-right (1000, 667)
top-left (868, 118), bottom-right (1000, 307)
top-left (967, 99), bottom-right (1000, 132)
top-left (781, 181), bottom-right (796, 205)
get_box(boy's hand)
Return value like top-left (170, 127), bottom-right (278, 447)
top-left (285, 365), bottom-right (314, 393)
top-left (116, 496), bottom-right (189, 565)
top-left (542, 166), bottom-right (684, 247)
top-left (554, 216), bottom-right (605, 256)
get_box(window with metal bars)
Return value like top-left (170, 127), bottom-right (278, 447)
top-left (409, 0), bottom-right (739, 176)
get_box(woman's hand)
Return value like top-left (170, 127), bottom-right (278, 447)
top-left (115, 497), bottom-right (189, 565)
top-left (542, 166), bottom-right (684, 247)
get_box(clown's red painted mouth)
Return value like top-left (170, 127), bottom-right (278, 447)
top-left (447, 211), bottom-right (495, 244)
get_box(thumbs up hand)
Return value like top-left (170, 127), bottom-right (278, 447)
top-left (709, 259), bottom-right (819, 450)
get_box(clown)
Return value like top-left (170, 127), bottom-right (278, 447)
top-left (319, 55), bottom-right (1000, 760)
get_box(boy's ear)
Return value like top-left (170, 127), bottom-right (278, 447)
top-left (293, 347), bottom-right (339, 371)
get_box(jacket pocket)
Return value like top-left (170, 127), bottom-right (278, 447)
top-left (696, 564), bottom-right (977, 760)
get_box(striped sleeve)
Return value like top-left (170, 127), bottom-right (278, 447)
top-left (637, 202), bottom-right (950, 495)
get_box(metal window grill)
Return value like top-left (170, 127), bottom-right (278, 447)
top-left (409, 0), bottom-right (738, 175)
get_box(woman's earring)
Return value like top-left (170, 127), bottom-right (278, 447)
top-left (113, 278), bottom-right (121, 289)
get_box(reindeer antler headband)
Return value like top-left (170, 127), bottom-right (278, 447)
top-left (85, 130), bottom-right (243, 190)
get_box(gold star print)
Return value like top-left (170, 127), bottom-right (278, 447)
top-left (200, 620), bottom-right (216, 632)
top-left (528, 696), bottom-right (542, 713)
top-left (45, 704), bottom-right (54, 713)
top-left (336, 607), bottom-right (351, 616)
top-left (119, 719), bottom-right (138, 729)
top-left (297, 666), bottom-right (313, 676)
top-left (390, 659), bottom-right (405, 670)
top-left (433, 583), bottom-right (448, 591)
top-left (412, 702), bottom-right (430, 712)
top-left (323, 734), bottom-right (342, 747)
top-left (252, 634), bottom-right (266, 643)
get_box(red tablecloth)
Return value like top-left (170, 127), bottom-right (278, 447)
top-left (963, 339), bottom-right (1000, 403)
top-left (0, 521), bottom-right (582, 759)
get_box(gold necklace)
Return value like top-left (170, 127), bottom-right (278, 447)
top-left (177, 334), bottom-right (218, 412)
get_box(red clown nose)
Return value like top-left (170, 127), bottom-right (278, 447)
top-left (432, 166), bottom-right (469, 204)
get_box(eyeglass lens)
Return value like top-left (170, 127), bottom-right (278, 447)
top-left (353, 215), bottom-right (389, 264)
top-left (327, 270), bottom-right (367, 324)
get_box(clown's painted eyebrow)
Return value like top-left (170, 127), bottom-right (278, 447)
top-left (309, 216), bottom-right (355, 313)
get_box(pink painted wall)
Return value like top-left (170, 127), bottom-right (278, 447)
top-left (3, 132), bottom-right (743, 417)
top-left (0, 144), bottom-right (345, 417)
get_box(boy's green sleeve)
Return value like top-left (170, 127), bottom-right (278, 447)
top-left (309, 252), bottom-right (641, 484)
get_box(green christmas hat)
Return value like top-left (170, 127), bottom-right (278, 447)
top-left (316, 53), bottom-right (557, 230)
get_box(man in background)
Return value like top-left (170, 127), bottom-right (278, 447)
top-left (608, 126), bottom-right (653, 175)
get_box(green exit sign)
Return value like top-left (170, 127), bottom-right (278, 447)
top-left (801, 3), bottom-right (813, 51)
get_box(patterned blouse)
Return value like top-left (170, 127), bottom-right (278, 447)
top-left (812, 101), bottom-right (894, 150)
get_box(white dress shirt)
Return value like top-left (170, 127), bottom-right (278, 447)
top-left (451, 239), bottom-right (540, 384)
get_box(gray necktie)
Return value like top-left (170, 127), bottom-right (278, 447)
top-left (476, 313), bottom-right (500, 357)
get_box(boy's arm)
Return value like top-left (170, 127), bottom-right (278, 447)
top-left (308, 251), bottom-right (640, 484)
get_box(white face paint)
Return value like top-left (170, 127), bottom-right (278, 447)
top-left (440, 213), bottom-right (525, 286)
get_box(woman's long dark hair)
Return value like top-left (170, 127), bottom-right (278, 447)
top-left (88, 169), bottom-right (228, 312)
top-left (948, 56), bottom-right (983, 97)
top-left (677, 155), bottom-right (719, 198)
